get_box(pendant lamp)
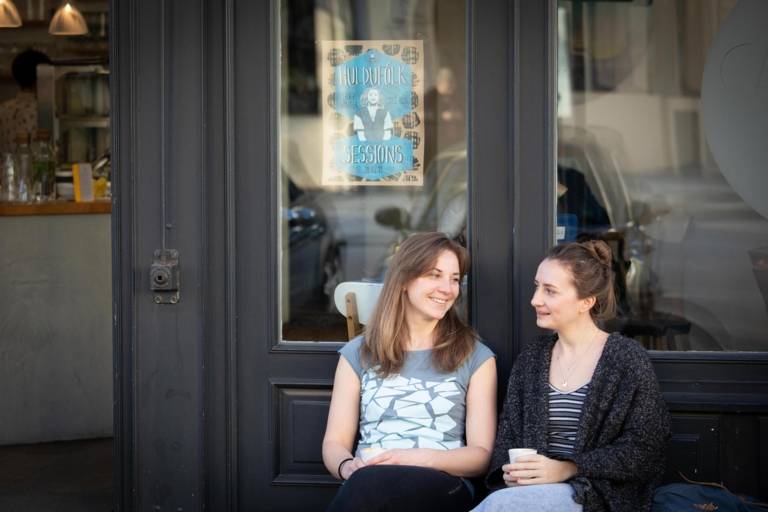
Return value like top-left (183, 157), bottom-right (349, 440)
top-left (49, 2), bottom-right (88, 35)
top-left (0, 0), bottom-right (22, 28)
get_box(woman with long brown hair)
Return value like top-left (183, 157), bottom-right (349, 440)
top-left (323, 232), bottom-right (497, 511)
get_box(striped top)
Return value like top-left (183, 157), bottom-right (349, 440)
top-left (547, 382), bottom-right (590, 457)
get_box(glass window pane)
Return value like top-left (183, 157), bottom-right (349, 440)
top-left (279, 0), bottom-right (468, 342)
top-left (556, 0), bottom-right (768, 351)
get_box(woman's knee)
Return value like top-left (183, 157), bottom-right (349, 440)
top-left (346, 465), bottom-right (378, 482)
top-left (473, 484), bottom-right (582, 512)
top-left (347, 465), bottom-right (397, 486)
top-left (327, 467), bottom-right (387, 512)
top-left (331, 465), bottom-right (472, 512)
top-left (340, 466), bottom-right (393, 499)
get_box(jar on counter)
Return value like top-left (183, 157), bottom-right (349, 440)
top-left (55, 168), bottom-right (74, 200)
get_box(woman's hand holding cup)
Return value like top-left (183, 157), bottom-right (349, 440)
top-left (503, 449), bottom-right (578, 486)
top-left (503, 448), bottom-right (537, 486)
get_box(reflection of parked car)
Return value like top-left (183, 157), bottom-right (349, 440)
top-left (374, 144), bottom-right (468, 245)
top-left (284, 178), bottom-right (343, 312)
top-left (559, 125), bottom-right (768, 351)
top-left (558, 126), bottom-right (650, 317)
top-left (371, 146), bottom-right (470, 316)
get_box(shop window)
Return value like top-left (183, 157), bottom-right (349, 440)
top-left (556, 0), bottom-right (768, 351)
top-left (279, 0), bottom-right (468, 341)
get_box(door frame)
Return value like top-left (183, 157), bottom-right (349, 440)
top-left (111, 0), bottom-right (224, 509)
top-left (230, 0), bottom-right (522, 508)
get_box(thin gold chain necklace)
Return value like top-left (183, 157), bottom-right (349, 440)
top-left (555, 331), bottom-right (601, 389)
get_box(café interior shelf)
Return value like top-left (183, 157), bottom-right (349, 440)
top-left (37, 63), bottom-right (110, 168)
top-left (57, 116), bottom-right (110, 128)
top-left (0, 201), bottom-right (111, 216)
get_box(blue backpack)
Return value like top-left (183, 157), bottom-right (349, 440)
top-left (653, 483), bottom-right (768, 512)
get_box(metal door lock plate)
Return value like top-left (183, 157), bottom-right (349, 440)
top-left (150, 249), bottom-right (180, 304)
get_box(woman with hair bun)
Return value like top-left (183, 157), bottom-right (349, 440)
top-left (473, 240), bottom-right (670, 512)
top-left (323, 232), bottom-right (497, 512)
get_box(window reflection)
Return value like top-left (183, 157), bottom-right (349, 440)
top-left (280, 0), bottom-right (468, 341)
top-left (556, 0), bottom-right (768, 351)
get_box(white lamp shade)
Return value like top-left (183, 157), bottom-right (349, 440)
top-left (0, 0), bottom-right (22, 28)
top-left (49, 2), bottom-right (88, 35)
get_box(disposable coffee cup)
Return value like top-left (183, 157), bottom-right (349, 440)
top-left (508, 448), bottom-right (537, 463)
top-left (359, 446), bottom-right (385, 462)
top-left (507, 448), bottom-right (537, 486)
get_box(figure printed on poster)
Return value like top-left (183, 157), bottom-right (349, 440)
top-left (321, 40), bottom-right (424, 186)
top-left (354, 88), bottom-right (393, 142)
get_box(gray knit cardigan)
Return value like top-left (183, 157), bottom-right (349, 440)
top-left (486, 333), bottom-right (670, 512)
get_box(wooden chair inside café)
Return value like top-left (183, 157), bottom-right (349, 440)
top-left (333, 282), bottom-right (383, 340)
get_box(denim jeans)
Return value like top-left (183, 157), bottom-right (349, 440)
top-left (326, 465), bottom-right (474, 512)
top-left (471, 483), bottom-right (583, 512)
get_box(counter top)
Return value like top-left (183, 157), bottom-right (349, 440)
top-left (0, 201), bottom-right (111, 216)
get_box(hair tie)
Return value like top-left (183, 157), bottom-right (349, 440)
top-left (337, 457), bottom-right (354, 480)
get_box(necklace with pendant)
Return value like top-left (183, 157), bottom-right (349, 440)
top-left (556, 331), bottom-right (601, 389)
top-left (557, 355), bottom-right (577, 388)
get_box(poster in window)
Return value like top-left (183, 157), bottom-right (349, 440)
top-left (320, 40), bottom-right (424, 186)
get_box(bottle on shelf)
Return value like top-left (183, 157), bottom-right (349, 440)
top-left (1, 153), bottom-right (18, 202)
top-left (14, 132), bottom-right (32, 203)
top-left (32, 129), bottom-right (56, 202)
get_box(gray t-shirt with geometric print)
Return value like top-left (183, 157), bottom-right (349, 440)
top-left (339, 336), bottom-right (495, 456)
